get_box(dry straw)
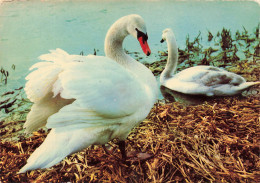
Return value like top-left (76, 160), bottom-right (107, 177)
top-left (1, 95), bottom-right (259, 182)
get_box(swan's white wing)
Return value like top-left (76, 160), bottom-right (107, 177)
top-left (46, 101), bottom-right (121, 129)
top-left (24, 49), bottom-right (71, 103)
top-left (175, 65), bottom-right (246, 86)
top-left (200, 71), bottom-right (246, 86)
top-left (24, 49), bottom-right (90, 132)
top-left (174, 66), bottom-right (222, 81)
top-left (38, 48), bottom-right (70, 64)
top-left (164, 77), bottom-right (214, 96)
top-left (46, 56), bottom-right (150, 128)
top-left (24, 49), bottom-right (93, 103)
top-left (25, 64), bottom-right (62, 103)
top-left (167, 65), bottom-right (249, 96)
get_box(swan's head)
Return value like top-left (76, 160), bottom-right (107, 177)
top-left (126, 14), bottom-right (151, 56)
top-left (160, 28), bottom-right (175, 43)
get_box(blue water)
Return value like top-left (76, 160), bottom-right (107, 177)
top-left (0, 0), bottom-right (259, 92)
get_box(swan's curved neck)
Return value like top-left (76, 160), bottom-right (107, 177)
top-left (104, 19), bottom-right (132, 65)
top-left (104, 15), bottom-right (158, 103)
top-left (160, 34), bottom-right (178, 83)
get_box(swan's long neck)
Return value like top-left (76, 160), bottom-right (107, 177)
top-left (104, 19), bottom-right (132, 66)
top-left (104, 16), bottom-right (158, 103)
top-left (160, 34), bottom-right (178, 83)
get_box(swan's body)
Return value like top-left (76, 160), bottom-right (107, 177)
top-left (160, 28), bottom-right (260, 97)
top-left (19, 14), bottom-right (158, 173)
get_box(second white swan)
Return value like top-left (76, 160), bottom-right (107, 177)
top-left (160, 28), bottom-right (260, 97)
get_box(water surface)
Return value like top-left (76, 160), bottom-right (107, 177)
top-left (0, 0), bottom-right (259, 92)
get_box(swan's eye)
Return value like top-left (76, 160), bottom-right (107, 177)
top-left (135, 28), bottom-right (148, 43)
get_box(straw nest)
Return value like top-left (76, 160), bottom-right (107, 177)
top-left (1, 95), bottom-right (259, 182)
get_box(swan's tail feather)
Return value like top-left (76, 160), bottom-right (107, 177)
top-left (24, 104), bottom-right (49, 133)
top-left (18, 130), bottom-right (66, 173)
top-left (18, 128), bottom-right (96, 174)
top-left (213, 81), bottom-right (260, 96)
top-left (23, 94), bottom-right (74, 133)
top-left (238, 81), bottom-right (260, 90)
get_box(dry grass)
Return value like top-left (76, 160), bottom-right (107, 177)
top-left (1, 96), bottom-right (259, 182)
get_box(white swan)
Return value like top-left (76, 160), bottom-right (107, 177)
top-left (160, 28), bottom-right (260, 97)
top-left (19, 14), bottom-right (158, 173)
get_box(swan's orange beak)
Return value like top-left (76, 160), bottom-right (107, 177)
top-left (138, 37), bottom-right (151, 56)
